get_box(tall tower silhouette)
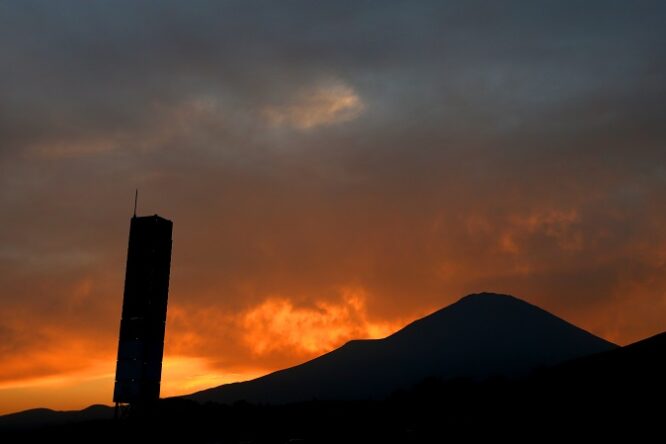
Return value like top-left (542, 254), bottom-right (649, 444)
top-left (113, 204), bottom-right (173, 413)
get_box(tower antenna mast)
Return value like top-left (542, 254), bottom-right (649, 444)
top-left (133, 189), bottom-right (138, 218)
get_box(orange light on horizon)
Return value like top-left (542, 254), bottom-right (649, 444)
top-left (0, 355), bottom-right (266, 416)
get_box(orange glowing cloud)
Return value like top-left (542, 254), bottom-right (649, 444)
top-left (0, 316), bottom-right (111, 387)
top-left (160, 356), bottom-right (265, 398)
top-left (241, 288), bottom-right (402, 356)
top-left (165, 287), bottom-right (416, 371)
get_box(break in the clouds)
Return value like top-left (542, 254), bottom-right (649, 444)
top-left (1, 0), bottom-right (666, 413)
top-left (263, 81), bottom-right (364, 130)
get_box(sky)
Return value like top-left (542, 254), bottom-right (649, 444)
top-left (1, 0), bottom-right (666, 414)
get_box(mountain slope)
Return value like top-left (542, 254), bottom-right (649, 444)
top-left (188, 292), bottom-right (616, 404)
top-left (538, 330), bottom-right (666, 391)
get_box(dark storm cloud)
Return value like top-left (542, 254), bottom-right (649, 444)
top-left (1, 0), bottom-right (666, 410)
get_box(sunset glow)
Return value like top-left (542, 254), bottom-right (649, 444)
top-left (1, 1), bottom-right (666, 417)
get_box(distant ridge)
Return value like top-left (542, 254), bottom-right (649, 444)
top-left (0, 404), bottom-right (112, 430)
top-left (188, 292), bottom-right (617, 404)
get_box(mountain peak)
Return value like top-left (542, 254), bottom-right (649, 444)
top-left (388, 292), bottom-right (554, 342)
top-left (457, 292), bottom-right (522, 303)
top-left (459, 291), bottom-right (521, 301)
top-left (189, 292), bottom-right (617, 405)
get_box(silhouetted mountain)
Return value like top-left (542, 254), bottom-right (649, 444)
top-left (188, 292), bottom-right (616, 404)
top-left (0, 404), bottom-right (113, 430)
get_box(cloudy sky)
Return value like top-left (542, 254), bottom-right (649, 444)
top-left (1, 0), bottom-right (665, 413)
